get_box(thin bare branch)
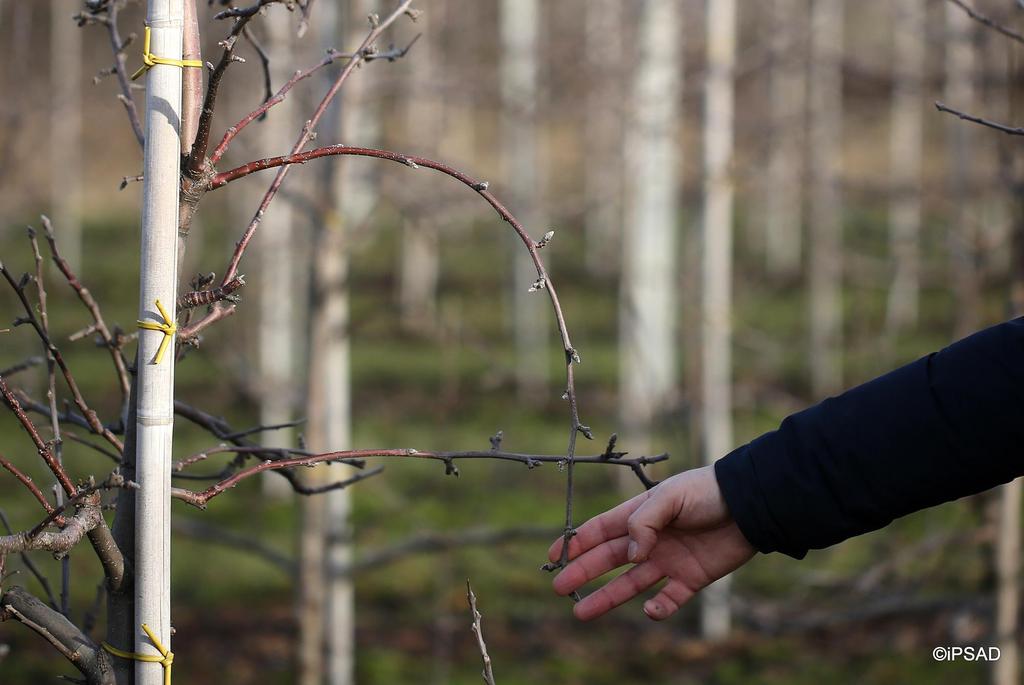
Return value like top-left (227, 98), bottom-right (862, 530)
top-left (184, 0), bottom-right (283, 176)
top-left (213, 31), bottom-right (419, 166)
top-left (172, 442), bottom-right (666, 509)
top-left (0, 376), bottom-right (77, 497)
top-left (76, 1), bottom-right (144, 148)
top-left (0, 453), bottom-right (63, 522)
top-left (11, 389), bottom-right (95, 435)
top-left (62, 431), bottom-right (123, 464)
top-left (27, 474), bottom-right (133, 541)
top-left (210, 48), bottom-right (344, 164)
top-left (467, 581), bottom-right (497, 685)
top-left (241, 24), bottom-right (273, 109)
top-left (0, 356), bottom-right (44, 378)
top-left (213, 0), bottom-right (283, 20)
top-left (1, 257), bottom-right (124, 453)
top-left (221, 418), bottom-right (306, 441)
top-left (346, 527), bottom-right (556, 576)
top-left (3, 391), bottom-right (127, 589)
top-left (172, 517), bottom-right (294, 573)
top-left (218, 0), bottom-right (417, 286)
top-left (943, 0), bottom-right (1024, 46)
top-left (30, 226), bottom-right (72, 615)
top-left (172, 444), bottom-right (312, 473)
top-left (935, 101), bottom-right (1024, 136)
top-left (173, 462), bottom-right (380, 508)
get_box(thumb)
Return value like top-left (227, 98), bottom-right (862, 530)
top-left (626, 488), bottom-right (678, 563)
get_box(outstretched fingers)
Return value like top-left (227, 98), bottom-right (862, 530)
top-left (573, 561), bottom-right (665, 622)
top-left (547, 489), bottom-right (651, 563)
top-left (552, 536), bottom-right (629, 597)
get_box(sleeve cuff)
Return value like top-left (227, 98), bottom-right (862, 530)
top-left (714, 441), bottom-right (809, 560)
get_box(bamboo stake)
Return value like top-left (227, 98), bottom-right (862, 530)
top-left (134, 2), bottom-right (183, 683)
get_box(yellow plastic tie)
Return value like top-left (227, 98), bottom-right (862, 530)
top-left (137, 299), bottom-right (176, 364)
top-left (102, 623), bottom-right (175, 685)
top-left (132, 25), bottom-right (203, 80)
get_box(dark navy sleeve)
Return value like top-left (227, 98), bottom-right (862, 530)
top-left (714, 317), bottom-right (1024, 559)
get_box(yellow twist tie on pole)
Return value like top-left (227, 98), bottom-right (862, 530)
top-left (131, 25), bottom-right (203, 80)
top-left (102, 623), bottom-right (174, 685)
top-left (137, 299), bottom-right (176, 365)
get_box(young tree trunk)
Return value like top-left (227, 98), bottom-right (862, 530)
top-left (885, 0), bottom-right (925, 333)
top-left (582, 0), bottom-right (624, 276)
top-left (324, 6), bottom-right (378, 678)
top-left (701, 0), bottom-right (736, 641)
top-left (298, 5), bottom-right (375, 684)
top-left (619, 0), bottom-right (680, 467)
top-left (993, 29), bottom-right (1023, 685)
top-left (979, 22), bottom-right (1013, 281)
top-left (304, 223), bottom-right (356, 685)
top-left (398, 0), bottom-right (442, 330)
top-left (50, 0), bottom-right (82, 270)
top-left (945, 1), bottom-right (980, 339)
top-left (399, 217), bottom-right (439, 328)
top-left (108, 383), bottom-right (138, 685)
top-left (808, 0), bottom-right (844, 397)
top-left (994, 479), bottom-right (1021, 685)
top-left (765, 0), bottom-right (806, 277)
top-left (258, 7), bottom-right (299, 499)
top-left (134, 2), bottom-right (184, 683)
top-left (500, 0), bottom-right (550, 401)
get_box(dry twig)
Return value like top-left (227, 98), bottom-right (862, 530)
top-left (943, 0), bottom-right (1024, 46)
top-left (467, 581), bottom-right (497, 685)
top-left (935, 101), bottom-right (1024, 136)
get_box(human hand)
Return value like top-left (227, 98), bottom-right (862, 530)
top-left (547, 465), bottom-right (755, 621)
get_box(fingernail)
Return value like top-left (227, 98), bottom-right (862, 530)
top-left (643, 601), bottom-right (659, 618)
top-left (627, 540), bottom-right (639, 562)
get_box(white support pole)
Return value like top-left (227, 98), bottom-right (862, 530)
top-left (134, 2), bottom-right (183, 684)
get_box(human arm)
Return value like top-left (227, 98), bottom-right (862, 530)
top-left (716, 316), bottom-right (1024, 558)
top-left (550, 318), bottom-right (1024, 620)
